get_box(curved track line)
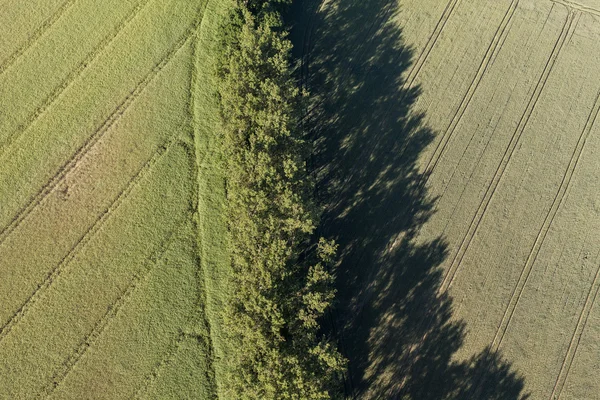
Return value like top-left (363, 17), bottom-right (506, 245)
top-left (492, 85), bottom-right (600, 352)
top-left (422, 0), bottom-right (519, 185)
top-left (0, 0), bottom-right (77, 76)
top-left (0, 28), bottom-right (196, 250)
top-left (550, 262), bottom-right (600, 399)
top-left (553, 0), bottom-right (600, 17)
top-left (43, 217), bottom-right (188, 397)
top-left (0, 0), bottom-right (152, 157)
top-left (438, 10), bottom-right (577, 294)
top-left (0, 131), bottom-right (185, 346)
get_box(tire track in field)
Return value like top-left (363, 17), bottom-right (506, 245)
top-left (42, 216), bottom-right (188, 398)
top-left (400, 0), bottom-right (462, 93)
top-left (0, 0), bottom-right (152, 157)
top-left (131, 331), bottom-right (188, 400)
top-left (492, 85), bottom-right (600, 353)
top-left (0, 27), bottom-right (196, 250)
top-left (552, 0), bottom-right (600, 17)
top-left (0, 130), bottom-right (186, 346)
top-left (435, 1), bottom-right (557, 244)
top-left (311, 0), bottom-right (462, 207)
top-left (330, 0), bottom-right (520, 286)
top-left (421, 0), bottom-right (519, 187)
top-left (0, 0), bottom-right (77, 76)
top-left (437, 9), bottom-right (577, 294)
top-left (302, 0), bottom-right (459, 123)
top-left (550, 260), bottom-right (600, 399)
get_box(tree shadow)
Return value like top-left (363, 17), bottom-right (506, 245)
top-left (288, 0), bottom-right (529, 398)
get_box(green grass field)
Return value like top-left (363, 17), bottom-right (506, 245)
top-left (292, 0), bottom-right (600, 398)
top-left (0, 0), bottom-right (231, 397)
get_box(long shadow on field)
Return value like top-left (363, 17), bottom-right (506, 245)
top-left (289, 0), bottom-right (528, 398)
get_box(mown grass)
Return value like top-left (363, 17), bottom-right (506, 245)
top-left (192, 0), bottom-right (234, 397)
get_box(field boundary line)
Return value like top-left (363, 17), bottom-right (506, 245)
top-left (552, 0), bottom-right (600, 17)
top-left (422, 0), bottom-right (519, 185)
top-left (401, 0), bottom-right (462, 93)
top-left (492, 85), bottom-right (600, 352)
top-left (438, 9), bottom-right (577, 294)
top-left (0, 27), bottom-right (197, 250)
top-left (0, 0), bottom-right (77, 77)
top-left (43, 215), bottom-right (189, 398)
top-left (550, 260), bottom-right (600, 399)
top-left (0, 129), bottom-right (186, 346)
top-left (0, 0), bottom-right (153, 157)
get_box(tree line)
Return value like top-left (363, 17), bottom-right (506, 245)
top-left (215, 0), bottom-right (346, 398)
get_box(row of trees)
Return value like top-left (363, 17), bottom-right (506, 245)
top-left (215, 0), bottom-right (346, 398)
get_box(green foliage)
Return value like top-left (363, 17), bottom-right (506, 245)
top-left (215, 4), bottom-right (346, 399)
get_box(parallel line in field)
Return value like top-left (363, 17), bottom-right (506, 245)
top-left (422, 0), bottom-right (519, 186)
top-left (434, 0), bottom-right (529, 211)
top-left (493, 84), bottom-right (600, 352)
top-left (0, 0), bottom-right (152, 157)
top-left (312, 0), bottom-right (460, 207)
top-left (553, 0), bottom-right (600, 17)
top-left (0, 131), bottom-right (185, 346)
top-left (43, 215), bottom-right (188, 397)
top-left (436, 2), bottom-right (560, 243)
top-left (0, 27), bottom-right (196, 250)
top-left (550, 261), bottom-right (600, 399)
top-left (131, 331), bottom-right (188, 399)
top-left (302, 0), bottom-right (458, 122)
top-left (401, 0), bottom-right (462, 93)
top-left (319, 0), bottom-right (493, 317)
top-left (438, 10), bottom-right (577, 294)
top-left (344, 0), bottom-right (520, 278)
top-left (0, 0), bottom-right (77, 76)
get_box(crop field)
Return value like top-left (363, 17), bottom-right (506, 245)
top-left (293, 0), bottom-right (600, 398)
top-left (0, 0), bottom-right (230, 397)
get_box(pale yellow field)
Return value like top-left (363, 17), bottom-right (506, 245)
top-left (296, 0), bottom-right (600, 398)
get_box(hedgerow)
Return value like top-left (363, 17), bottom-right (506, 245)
top-left (215, 1), bottom-right (346, 398)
